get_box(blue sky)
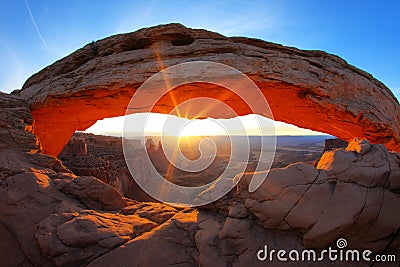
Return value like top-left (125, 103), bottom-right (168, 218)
top-left (0, 1), bottom-right (399, 136)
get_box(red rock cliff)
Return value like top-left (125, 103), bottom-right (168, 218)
top-left (13, 23), bottom-right (400, 156)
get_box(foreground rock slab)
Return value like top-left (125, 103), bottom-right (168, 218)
top-left (238, 139), bottom-right (400, 252)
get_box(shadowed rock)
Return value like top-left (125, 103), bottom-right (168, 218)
top-left (238, 139), bottom-right (400, 251)
top-left (1, 26), bottom-right (400, 266)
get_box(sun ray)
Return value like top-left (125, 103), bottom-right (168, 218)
top-left (151, 43), bottom-right (181, 117)
top-left (165, 146), bottom-right (177, 179)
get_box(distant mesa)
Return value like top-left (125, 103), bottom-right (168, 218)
top-left (59, 132), bottom-right (152, 201)
top-left (59, 133), bottom-right (327, 197)
top-left (12, 23), bottom-right (399, 156)
top-left (323, 138), bottom-right (348, 153)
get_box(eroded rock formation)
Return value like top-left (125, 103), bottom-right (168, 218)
top-left (237, 138), bottom-right (400, 252)
top-left (0, 90), bottom-right (400, 266)
top-left (323, 138), bottom-right (348, 152)
top-left (1, 24), bottom-right (400, 266)
top-left (58, 133), bottom-right (144, 200)
top-left (13, 23), bottom-right (400, 156)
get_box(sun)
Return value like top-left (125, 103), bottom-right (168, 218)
top-left (84, 113), bottom-right (327, 137)
top-left (179, 119), bottom-right (226, 136)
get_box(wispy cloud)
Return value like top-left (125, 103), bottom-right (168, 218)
top-left (395, 88), bottom-right (400, 101)
top-left (113, 1), bottom-right (282, 40)
top-left (0, 41), bottom-right (36, 93)
top-left (210, 14), bottom-right (279, 37)
top-left (25, 0), bottom-right (48, 49)
top-left (0, 60), bottom-right (30, 93)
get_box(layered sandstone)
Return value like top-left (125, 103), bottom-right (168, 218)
top-left (238, 138), bottom-right (400, 252)
top-left (0, 91), bottom-right (399, 266)
top-left (0, 93), bottom-right (178, 266)
top-left (13, 23), bottom-right (400, 156)
top-left (59, 132), bottom-right (151, 201)
top-left (1, 24), bottom-right (400, 266)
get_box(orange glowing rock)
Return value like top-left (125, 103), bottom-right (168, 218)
top-left (14, 23), bottom-right (400, 156)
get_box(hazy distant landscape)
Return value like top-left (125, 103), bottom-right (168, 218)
top-left (135, 135), bottom-right (330, 166)
top-left (140, 135), bottom-right (330, 186)
top-left (60, 133), bottom-right (332, 190)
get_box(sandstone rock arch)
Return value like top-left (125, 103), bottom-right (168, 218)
top-left (14, 23), bottom-right (400, 156)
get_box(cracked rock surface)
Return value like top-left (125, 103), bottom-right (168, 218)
top-left (0, 88), bottom-right (399, 266)
top-left (237, 139), bottom-right (400, 252)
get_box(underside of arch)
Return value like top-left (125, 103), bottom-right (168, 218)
top-left (14, 23), bottom-right (400, 156)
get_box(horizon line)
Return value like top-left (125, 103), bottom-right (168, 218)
top-left (77, 131), bottom-right (335, 138)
